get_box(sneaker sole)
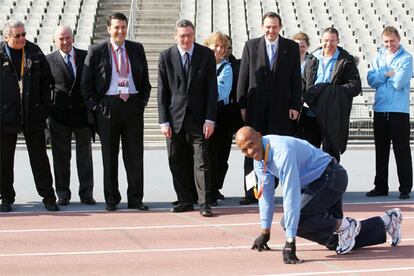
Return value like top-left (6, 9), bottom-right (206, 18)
top-left (390, 210), bottom-right (403, 247)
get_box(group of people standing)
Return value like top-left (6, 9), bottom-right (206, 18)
top-left (0, 11), bottom-right (412, 217)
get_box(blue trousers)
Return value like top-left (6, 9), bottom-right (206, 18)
top-left (282, 160), bottom-right (386, 250)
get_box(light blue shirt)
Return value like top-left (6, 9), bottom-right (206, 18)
top-left (254, 135), bottom-right (332, 238)
top-left (106, 40), bottom-right (138, 95)
top-left (216, 60), bottom-right (233, 104)
top-left (307, 48), bottom-right (340, 116)
top-left (367, 46), bottom-right (412, 113)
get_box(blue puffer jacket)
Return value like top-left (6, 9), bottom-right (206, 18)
top-left (367, 46), bottom-right (412, 113)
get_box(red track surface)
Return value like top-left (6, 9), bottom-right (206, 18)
top-left (1, 202), bottom-right (413, 275)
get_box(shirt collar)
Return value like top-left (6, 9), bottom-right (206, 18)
top-left (110, 39), bottom-right (125, 52)
top-left (59, 47), bottom-right (74, 59)
top-left (265, 36), bottom-right (279, 48)
top-left (177, 43), bottom-right (194, 57)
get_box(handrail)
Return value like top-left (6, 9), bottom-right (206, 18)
top-left (127, 0), bottom-right (137, 40)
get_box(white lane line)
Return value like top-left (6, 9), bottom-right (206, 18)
top-left (0, 222), bottom-right (260, 233)
top-left (0, 239), bottom-right (413, 258)
top-left (1, 217), bottom-right (413, 234)
top-left (1, 216), bottom-right (414, 233)
top-left (260, 267), bottom-right (414, 276)
top-left (0, 241), bottom-right (327, 257)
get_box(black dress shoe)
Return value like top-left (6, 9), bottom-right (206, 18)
top-left (105, 204), bottom-right (118, 211)
top-left (399, 193), bottom-right (410, 199)
top-left (81, 198), bottom-right (97, 205)
top-left (0, 202), bottom-right (12, 212)
top-left (171, 200), bottom-right (179, 205)
top-left (366, 189), bottom-right (388, 197)
top-left (239, 197), bottom-right (258, 205)
top-left (44, 202), bottom-right (59, 211)
top-left (58, 198), bottom-right (70, 206)
top-left (170, 203), bottom-right (194, 213)
top-left (128, 203), bottom-right (149, 210)
top-left (216, 191), bottom-right (225, 200)
top-left (200, 203), bottom-right (213, 217)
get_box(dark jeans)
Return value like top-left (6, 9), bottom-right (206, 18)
top-left (281, 160), bottom-right (386, 249)
top-left (49, 118), bottom-right (94, 201)
top-left (373, 112), bottom-right (412, 194)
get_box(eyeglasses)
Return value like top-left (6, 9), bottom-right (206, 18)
top-left (10, 32), bottom-right (27, 39)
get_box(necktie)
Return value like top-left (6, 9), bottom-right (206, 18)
top-left (269, 44), bottom-right (276, 69)
top-left (183, 52), bottom-right (190, 79)
top-left (118, 47), bottom-right (129, 102)
top-left (66, 54), bottom-right (75, 79)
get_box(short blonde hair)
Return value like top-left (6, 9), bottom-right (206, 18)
top-left (203, 31), bottom-right (231, 59)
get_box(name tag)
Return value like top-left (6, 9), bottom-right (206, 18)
top-left (245, 170), bottom-right (257, 191)
top-left (118, 77), bottom-right (129, 94)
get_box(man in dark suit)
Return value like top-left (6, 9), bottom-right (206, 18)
top-left (237, 12), bottom-right (302, 204)
top-left (81, 13), bottom-right (151, 211)
top-left (46, 26), bottom-right (95, 206)
top-left (157, 19), bottom-right (217, 217)
top-left (0, 19), bottom-right (59, 212)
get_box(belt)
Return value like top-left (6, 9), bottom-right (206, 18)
top-left (325, 158), bottom-right (337, 170)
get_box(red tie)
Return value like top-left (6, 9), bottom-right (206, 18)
top-left (118, 47), bottom-right (129, 102)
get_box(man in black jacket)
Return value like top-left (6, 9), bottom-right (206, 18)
top-left (47, 26), bottom-right (95, 206)
top-left (0, 20), bottom-right (58, 212)
top-left (81, 13), bottom-right (151, 212)
top-left (301, 27), bottom-right (361, 162)
top-left (237, 12), bottom-right (302, 204)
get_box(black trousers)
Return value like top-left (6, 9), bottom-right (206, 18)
top-left (167, 111), bottom-right (211, 205)
top-left (298, 113), bottom-right (341, 162)
top-left (209, 124), bottom-right (233, 200)
top-left (49, 118), bottom-right (94, 201)
top-left (0, 131), bottom-right (56, 204)
top-left (96, 96), bottom-right (144, 205)
top-left (373, 112), bottom-right (412, 194)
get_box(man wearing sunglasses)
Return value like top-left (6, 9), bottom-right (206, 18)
top-left (0, 19), bottom-right (59, 212)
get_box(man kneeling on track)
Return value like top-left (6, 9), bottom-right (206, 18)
top-left (235, 126), bottom-right (403, 264)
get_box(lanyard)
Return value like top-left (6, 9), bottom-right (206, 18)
top-left (254, 143), bottom-right (270, 199)
top-left (110, 44), bottom-right (129, 75)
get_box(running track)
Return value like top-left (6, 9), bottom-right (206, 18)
top-left (0, 201), bottom-right (413, 275)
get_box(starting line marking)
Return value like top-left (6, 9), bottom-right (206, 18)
top-left (0, 239), bottom-right (413, 258)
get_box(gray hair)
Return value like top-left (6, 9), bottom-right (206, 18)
top-left (175, 19), bottom-right (194, 31)
top-left (54, 25), bottom-right (73, 39)
top-left (3, 19), bottom-right (25, 37)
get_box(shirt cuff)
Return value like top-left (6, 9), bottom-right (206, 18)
top-left (205, 119), bottom-right (215, 125)
top-left (160, 122), bottom-right (170, 127)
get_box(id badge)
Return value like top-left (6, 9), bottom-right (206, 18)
top-left (245, 170), bottom-right (257, 191)
top-left (117, 77), bottom-right (129, 94)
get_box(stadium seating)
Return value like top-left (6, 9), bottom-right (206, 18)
top-left (0, 0), bottom-right (98, 53)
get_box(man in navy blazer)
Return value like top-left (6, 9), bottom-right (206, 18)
top-left (81, 13), bottom-right (151, 211)
top-left (157, 19), bottom-right (217, 217)
top-left (237, 12), bottom-right (302, 205)
top-left (47, 26), bottom-right (95, 206)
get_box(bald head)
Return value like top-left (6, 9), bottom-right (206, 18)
top-left (236, 127), bottom-right (264, 161)
top-left (54, 25), bottom-right (73, 53)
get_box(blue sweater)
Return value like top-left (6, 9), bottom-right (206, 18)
top-left (254, 135), bottom-right (332, 238)
top-left (367, 46), bottom-right (412, 113)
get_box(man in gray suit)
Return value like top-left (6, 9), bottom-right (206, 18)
top-left (47, 26), bottom-right (95, 206)
top-left (157, 19), bottom-right (217, 217)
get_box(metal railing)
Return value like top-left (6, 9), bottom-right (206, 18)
top-left (127, 0), bottom-right (137, 40)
